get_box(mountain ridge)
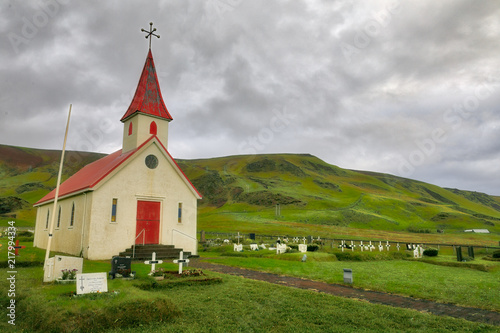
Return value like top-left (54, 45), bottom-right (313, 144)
top-left (0, 144), bottom-right (499, 235)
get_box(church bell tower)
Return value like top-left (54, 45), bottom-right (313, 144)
top-left (120, 23), bottom-right (172, 154)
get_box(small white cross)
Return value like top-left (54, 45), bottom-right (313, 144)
top-left (173, 251), bottom-right (190, 274)
top-left (144, 252), bottom-right (163, 274)
top-left (45, 259), bottom-right (54, 278)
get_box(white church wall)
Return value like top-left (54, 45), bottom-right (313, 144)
top-left (85, 141), bottom-right (198, 260)
top-left (33, 193), bottom-right (92, 257)
top-left (122, 114), bottom-right (169, 153)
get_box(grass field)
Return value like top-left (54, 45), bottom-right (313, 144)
top-left (1, 239), bottom-right (499, 332)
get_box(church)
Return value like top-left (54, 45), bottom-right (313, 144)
top-left (33, 36), bottom-right (202, 260)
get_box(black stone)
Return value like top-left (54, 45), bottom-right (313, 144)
top-left (109, 256), bottom-right (134, 279)
top-left (456, 246), bottom-right (463, 262)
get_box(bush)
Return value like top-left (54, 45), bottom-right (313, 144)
top-left (307, 244), bottom-right (319, 252)
top-left (423, 248), bottom-right (438, 257)
top-left (492, 250), bottom-right (500, 259)
top-left (288, 244), bottom-right (299, 251)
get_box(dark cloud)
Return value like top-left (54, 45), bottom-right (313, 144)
top-left (1, 0), bottom-right (499, 195)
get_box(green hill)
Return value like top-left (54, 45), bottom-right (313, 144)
top-left (178, 154), bottom-right (500, 236)
top-left (1, 144), bottom-right (499, 238)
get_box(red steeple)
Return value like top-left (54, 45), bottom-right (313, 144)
top-left (120, 49), bottom-right (173, 122)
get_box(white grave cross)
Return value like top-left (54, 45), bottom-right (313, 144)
top-left (173, 251), bottom-right (190, 274)
top-left (144, 252), bottom-right (163, 274)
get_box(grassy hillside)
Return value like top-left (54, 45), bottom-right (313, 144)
top-left (0, 144), bottom-right (105, 226)
top-left (1, 145), bottom-right (499, 239)
top-left (177, 154), bottom-right (500, 237)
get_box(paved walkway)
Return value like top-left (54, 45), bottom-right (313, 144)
top-left (191, 259), bottom-right (500, 326)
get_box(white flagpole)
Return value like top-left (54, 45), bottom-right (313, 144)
top-left (44, 104), bottom-right (72, 270)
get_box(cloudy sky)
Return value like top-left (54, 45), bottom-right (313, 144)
top-left (1, 0), bottom-right (500, 195)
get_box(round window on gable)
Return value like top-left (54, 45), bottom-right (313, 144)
top-left (145, 154), bottom-right (158, 169)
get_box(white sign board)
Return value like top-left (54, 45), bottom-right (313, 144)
top-left (76, 273), bottom-right (108, 295)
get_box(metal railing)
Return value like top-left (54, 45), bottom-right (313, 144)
top-left (132, 228), bottom-right (146, 258)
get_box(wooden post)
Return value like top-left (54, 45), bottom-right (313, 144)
top-left (44, 104), bottom-right (72, 274)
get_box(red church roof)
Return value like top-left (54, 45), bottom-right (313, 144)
top-left (120, 49), bottom-right (173, 122)
top-left (34, 137), bottom-right (202, 206)
top-left (35, 149), bottom-right (136, 205)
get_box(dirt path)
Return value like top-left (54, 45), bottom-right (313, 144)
top-left (191, 259), bottom-right (500, 326)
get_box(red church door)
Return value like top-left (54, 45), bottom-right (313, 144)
top-left (136, 201), bottom-right (161, 245)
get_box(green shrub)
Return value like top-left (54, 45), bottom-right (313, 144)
top-left (288, 244), bottom-right (298, 250)
top-left (492, 250), bottom-right (500, 259)
top-left (423, 248), bottom-right (438, 257)
top-left (307, 244), bottom-right (319, 252)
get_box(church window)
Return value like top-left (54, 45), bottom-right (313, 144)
top-left (57, 206), bottom-right (61, 228)
top-left (111, 198), bottom-right (118, 222)
top-left (178, 202), bottom-right (182, 223)
top-left (145, 154), bottom-right (158, 169)
top-left (45, 210), bottom-right (50, 229)
top-left (70, 202), bottom-right (75, 227)
top-left (128, 122), bottom-right (133, 136)
top-left (150, 121), bottom-right (157, 135)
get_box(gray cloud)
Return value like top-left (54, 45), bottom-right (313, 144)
top-left (1, 0), bottom-right (499, 195)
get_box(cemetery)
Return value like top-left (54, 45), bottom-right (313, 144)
top-left (1, 229), bottom-right (499, 332)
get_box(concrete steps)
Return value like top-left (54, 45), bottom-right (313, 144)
top-left (118, 244), bottom-right (191, 260)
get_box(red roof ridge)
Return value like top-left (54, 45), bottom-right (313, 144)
top-left (34, 136), bottom-right (201, 205)
top-left (120, 49), bottom-right (173, 122)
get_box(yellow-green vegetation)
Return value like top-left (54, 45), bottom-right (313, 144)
top-left (0, 239), bottom-right (498, 332)
top-left (2, 145), bottom-right (500, 243)
top-left (200, 246), bottom-right (500, 312)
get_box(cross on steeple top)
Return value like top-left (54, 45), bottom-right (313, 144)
top-left (141, 22), bottom-right (160, 49)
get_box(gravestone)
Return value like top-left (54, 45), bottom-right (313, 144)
top-left (456, 246), bottom-right (463, 262)
top-left (200, 230), bottom-right (206, 242)
top-left (298, 244), bottom-right (307, 253)
top-left (413, 246), bottom-right (421, 258)
top-left (468, 246), bottom-right (474, 258)
top-left (343, 268), bottom-right (353, 284)
top-left (276, 243), bottom-right (287, 254)
top-left (76, 272), bottom-right (108, 295)
top-left (109, 256), bottom-right (133, 279)
top-left (44, 255), bottom-right (84, 282)
top-left (307, 235), bottom-right (313, 244)
top-left (249, 233), bottom-right (256, 240)
top-left (234, 244), bottom-right (243, 252)
top-left (301, 254), bottom-right (307, 262)
top-left (250, 244), bottom-right (258, 251)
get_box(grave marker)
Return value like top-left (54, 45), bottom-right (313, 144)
top-left (76, 272), bottom-right (108, 295)
top-left (173, 251), bottom-right (190, 274)
top-left (298, 244), bottom-right (307, 253)
top-left (456, 246), bottom-right (463, 261)
top-left (234, 244), bottom-right (243, 252)
top-left (144, 252), bottom-right (163, 273)
top-left (109, 256), bottom-right (133, 279)
top-left (13, 240), bottom-right (26, 256)
top-left (468, 246), bottom-right (474, 258)
top-left (250, 244), bottom-right (258, 251)
top-left (44, 255), bottom-right (83, 282)
top-left (276, 243), bottom-right (287, 254)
